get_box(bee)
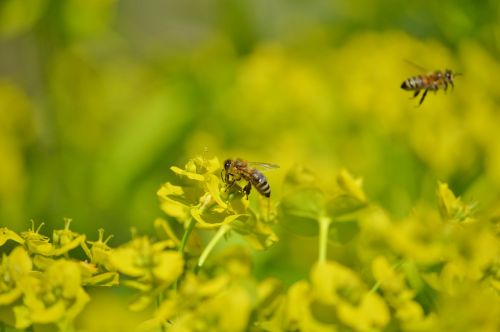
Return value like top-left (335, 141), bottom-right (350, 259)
top-left (401, 68), bottom-right (461, 105)
top-left (221, 159), bottom-right (279, 198)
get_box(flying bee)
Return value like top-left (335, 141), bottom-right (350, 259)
top-left (401, 68), bottom-right (461, 105)
top-left (221, 158), bottom-right (279, 198)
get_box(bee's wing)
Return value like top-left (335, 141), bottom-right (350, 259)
top-left (247, 162), bottom-right (280, 171)
top-left (404, 59), bottom-right (429, 73)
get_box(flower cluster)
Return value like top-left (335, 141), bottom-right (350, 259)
top-left (0, 220), bottom-right (117, 330)
top-left (1, 157), bottom-right (499, 331)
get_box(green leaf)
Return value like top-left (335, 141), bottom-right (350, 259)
top-left (279, 188), bottom-right (325, 236)
top-left (230, 212), bottom-right (279, 250)
top-left (327, 219), bottom-right (360, 244)
top-left (325, 195), bottom-right (367, 218)
top-left (191, 207), bottom-right (246, 229)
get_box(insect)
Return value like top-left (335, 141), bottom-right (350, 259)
top-left (401, 68), bottom-right (461, 105)
top-left (221, 159), bottom-right (279, 198)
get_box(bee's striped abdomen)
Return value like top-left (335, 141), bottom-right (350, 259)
top-left (247, 170), bottom-right (271, 198)
top-left (401, 76), bottom-right (424, 90)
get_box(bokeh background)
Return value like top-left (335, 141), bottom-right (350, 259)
top-left (1, 0), bottom-right (500, 277)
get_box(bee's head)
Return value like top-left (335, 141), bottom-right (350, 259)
top-left (223, 159), bottom-right (233, 171)
top-left (445, 69), bottom-right (453, 80)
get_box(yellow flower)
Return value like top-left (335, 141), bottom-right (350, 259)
top-left (109, 236), bottom-right (184, 311)
top-left (110, 236), bottom-right (182, 283)
top-left (158, 156), bottom-right (227, 224)
top-left (372, 256), bottom-right (431, 328)
top-left (13, 259), bottom-right (90, 330)
top-left (51, 218), bottom-right (86, 256)
top-left (151, 273), bottom-right (253, 332)
top-left (311, 261), bottom-right (390, 331)
top-left (284, 281), bottom-right (334, 332)
top-left (436, 182), bottom-right (476, 224)
top-left (159, 156), bottom-right (278, 254)
top-left (385, 211), bottom-right (446, 265)
top-left (141, 248), bottom-right (280, 332)
top-left (82, 228), bottom-right (114, 268)
top-left (0, 247), bottom-right (32, 305)
top-left (20, 222), bottom-right (53, 256)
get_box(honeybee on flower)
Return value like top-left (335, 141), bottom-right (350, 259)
top-left (221, 158), bottom-right (279, 199)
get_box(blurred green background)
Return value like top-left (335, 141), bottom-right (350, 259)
top-left (1, 0), bottom-right (499, 244)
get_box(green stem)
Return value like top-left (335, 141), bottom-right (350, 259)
top-left (173, 194), bottom-right (213, 290)
top-left (197, 224), bottom-right (231, 270)
top-left (178, 217), bottom-right (195, 257)
top-left (318, 216), bottom-right (331, 263)
top-left (178, 194), bottom-right (212, 257)
top-left (172, 217), bottom-right (196, 294)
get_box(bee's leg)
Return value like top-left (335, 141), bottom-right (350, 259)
top-left (419, 88), bottom-right (429, 105)
top-left (224, 174), bottom-right (235, 192)
top-left (412, 90), bottom-right (421, 99)
top-left (450, 80), bottom-right (454, 91)
top-left (432, 82), bottom-right (439, 93)
top-left (243, 182), bottom-right (252, 199)
top-left (224, 181), bottom-right (233, 192)
top-left (443, 81), bottom-right (448, 93)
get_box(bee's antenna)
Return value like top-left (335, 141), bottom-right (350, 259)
top-left (454, 72), bottom-right (463, 76)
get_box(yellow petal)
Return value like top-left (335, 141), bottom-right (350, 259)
top-left (122, 280), bottom-right (152, 291)
top-left (205, 174), bottom-right (227, 209)
top-left (45, 260), bottom-right (82, 298)
top-left (0, 228), bottom-right (24, 246)
top-left (207, 285), bottom-right (252, 331)
top-left (16, 300), bottom-right (66, 326)
top-left (336, 169), bottom-right (366, 203)
top-left (129, 294), bottom-right (154, 312)
top-left (109, 247), bottom-right (144, 277)
top-left (65, 288), bottom-right (90, 321)
top-left (154, 218), bottom-right (180, 244)
top-left (52, 234), bottom-right (85, 256)
top-left (83, 272), bottom-right (119, 287)
top-left (372, 256), bottom-right (406, 293)
top-left (0, 287), bottom-right (22, 305)
top-left (152, 251), bottom-right (184, 284)
top-left (7, 246), bottom-right (32, 280)
top-left (170, 166), bottom-right (205, 181)
top-left (203, 156), bottom-right (221, 174)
